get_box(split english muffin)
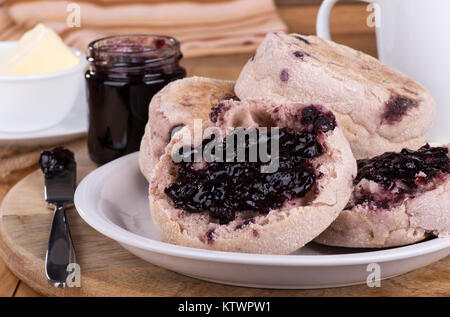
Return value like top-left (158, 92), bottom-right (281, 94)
top-left (148, 98), bottom-right (356, 254)
top-left (315, 144), bottom-right (450, 248)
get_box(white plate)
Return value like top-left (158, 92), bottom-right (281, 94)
top-left (0, 86), bottom-right (87, 146)
top-left (74, 152), bottom-right (450, 289)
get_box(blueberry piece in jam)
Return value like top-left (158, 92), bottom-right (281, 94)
top-left (300, 105), bottom-right (336, 133)
top-left (39, 147), bottom-right (76, 178)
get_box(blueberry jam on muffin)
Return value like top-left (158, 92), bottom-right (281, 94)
top-left (349, 144), bottom-right (449, 210)
top-left (148, 98), bottom-right (356, 253)
top-left (316, 144), bottom-right (450, 248)
top-left (165, 105), bottom-right (337, 224)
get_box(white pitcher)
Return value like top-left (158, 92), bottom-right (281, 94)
top-left (317, 0), bottom-right (450, 144)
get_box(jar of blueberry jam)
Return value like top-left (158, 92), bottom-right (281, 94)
top-left (85, 35), bottom-right (185, 164)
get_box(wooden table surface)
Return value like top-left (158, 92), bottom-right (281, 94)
top-left (0, 3), bottom-right (448, 297)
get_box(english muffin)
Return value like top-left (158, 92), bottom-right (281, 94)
top-left (315, 144), bottom-right (450, 248)
top-left (139, 76), bottom-right (236, 180)
top-left (148, 98), bottom-right (356, 254)
top-left (235, 32), bottom-right (436, 159)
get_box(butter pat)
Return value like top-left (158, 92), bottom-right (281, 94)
top-left (0, 23), bottom-right (79, 75)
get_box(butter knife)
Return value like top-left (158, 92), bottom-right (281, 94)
top-left (39, 147), bottom-right (77, 288)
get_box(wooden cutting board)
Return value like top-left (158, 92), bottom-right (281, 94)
top-left (0, 144), bottom-right (260, 297)
top-left (0, 144), bottom-right (449, 297)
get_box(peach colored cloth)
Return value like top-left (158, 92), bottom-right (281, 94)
top-left (2, 0), bottom-right (287, 55)
top-left (0, 1), bottom-right (25, 41)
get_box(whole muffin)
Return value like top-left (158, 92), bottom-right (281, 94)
top-left (235, 32), bottom-right (436, 159)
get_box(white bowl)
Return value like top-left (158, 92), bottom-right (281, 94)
top-left (0, 41), bottom-right (87, 133)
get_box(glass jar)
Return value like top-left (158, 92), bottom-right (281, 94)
top-left (85, 35), bottom-right (186, 165)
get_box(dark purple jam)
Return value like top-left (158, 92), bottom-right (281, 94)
top-left (39, 147), bottom-right (76, 178)
top-left (300, 105), bottom-right (337, 133)
top-left (86, 35), bottom-right (186, 164)
top-left (165, 127), bottom-right (325, 224)
top-left (355, 145), bottom-right (450, 190)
